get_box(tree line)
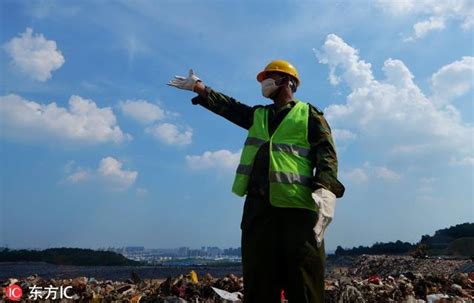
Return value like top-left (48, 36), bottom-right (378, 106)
top-left (0, 247), bottom-right (142, 266)
top-left (335, 222), bottom-right (473, 256)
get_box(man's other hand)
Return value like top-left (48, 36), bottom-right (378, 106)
top-left (312, 188), bottom-right (336, 248)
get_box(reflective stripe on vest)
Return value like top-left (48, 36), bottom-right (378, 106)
top-left (236, 165), bottom-right (311, 187)
top-left (272, 143), bottom-right (310, 158)
top-left (232, 100), bottom-right (316, 211)
top-left (244, 137), bottom-right (266, 147)
top-left (236, 164), bottom-right (252, 175)
top-left (269, 171), bottom-right (312, 187)
top-left (243, 138), bottom-right (310, 158)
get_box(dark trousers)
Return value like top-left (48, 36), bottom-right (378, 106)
top-left (241, 192), bottom-right (326, 303)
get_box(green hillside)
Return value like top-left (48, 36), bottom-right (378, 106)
top-left (420, 223), bottom-right (474, 256)
top-left (335, 222), bottom-right (474, 257)
top-left (0, 247), bottom-right (143, 266)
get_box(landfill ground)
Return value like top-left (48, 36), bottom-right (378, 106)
top-left (1, 255), bottom-right (473, 302)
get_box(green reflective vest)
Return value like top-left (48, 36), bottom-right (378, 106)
top-left (232, 100), bottom-right (316, 212)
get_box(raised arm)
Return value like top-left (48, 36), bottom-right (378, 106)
top-left (168, 69), bottom-right (258, 130)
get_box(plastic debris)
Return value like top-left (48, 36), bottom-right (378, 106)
top-left (0, 255), bottom-right (472, 302)
top-left (426, 293), bottom-right (449, 303)
top-left (211, 287), bottom-right (242, 301)
top-left (189, 270), bottom-right (199, 284)
top-left (367, 275), bottom-right (382, 285)
top-left (281, 289), bottom-right (288, 303)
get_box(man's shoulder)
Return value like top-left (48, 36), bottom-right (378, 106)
top-left (301, 101), bottom-right (324, 116)
top-left (241, 104), bottom-right (266, 117)
top-left (302, 101), bottom-right (332, 131)
top-left (254, 104), bottom-right (270, 111)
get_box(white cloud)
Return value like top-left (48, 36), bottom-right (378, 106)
top-left (381, 58), bottom-right (418, 90)
top-left (376, 0), bottom-right (474, 40)
top-left (333, 129), bottom-right (357, 141)
top-left (450, 156), bottom-right (474, 166)
top-left (65, 157), bottom-right (137, 190)
top-left (120, 99), bottom-right (190, 147)
top-left (66, 169), bottom-right (89, 183)
top-left (341, 163), bottom-right (401, 183)
top-left (315, 34), bottom-right (473, 163)
top-left (376, 0), bottom-right (415, 14)
top-left (4, 28), bottom-right (65, 81)
top-left (0, 94), bottom-right (130, 144)
top-left (391, 144), bottom-right (431, 155)
top-left (416, 177), bottom-right (438, 203)
top-left (145, 123), bottom-right (192, 146)
top-left (186, 149), bottom-right (241, 171)
top-left (136, 188), bottom-right (148, 196)
top-left (64, 160), bottom-right (76, 173)
top-left (374, 166), bottom-right (402, 181)
top-left (63, 160), bottom-right (90, 183)
top-left (122, 33), bottom-right (150, 65)
top-left (411, 16), bottom-right (445, 40)
top-left (119, 99), bottom-right (165, 124)
top-left (98, 157), bottom-right (138, 190)
top-left (314, 35), bottom-right (374, 90)
top-left (28, 1), bottom-right (81, 19)
top-left (341, 168), bottom-right (368, 184)
top-left (431, 56), bottom-right (474, 106)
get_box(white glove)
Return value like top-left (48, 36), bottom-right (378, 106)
top-left (311, 188), bottom-right (336, 248)
top-left (167, 69), bottom-right (201, 91)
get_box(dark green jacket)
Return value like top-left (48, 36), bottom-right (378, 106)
top-left (191, 88), bottom-right (345, 198)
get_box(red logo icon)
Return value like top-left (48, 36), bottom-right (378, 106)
top-left (5, 285), bottom-right (23, 301)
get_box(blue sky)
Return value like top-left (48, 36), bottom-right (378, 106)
top-left (1, 0), bottom-right (473, 251)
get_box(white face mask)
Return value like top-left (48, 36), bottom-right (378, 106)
top-left (261, 78), bottom-right (279, 98)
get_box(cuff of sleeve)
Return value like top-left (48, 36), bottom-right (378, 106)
top-left (191, 95), bottom-right (203, 105)
top-left (191, 86), bottom-right (212, 105)
top-left (312, 179), bottom-right (345, 198)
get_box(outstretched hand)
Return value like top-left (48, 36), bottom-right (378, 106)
top-left (167, 69), bottom-right (201, 91)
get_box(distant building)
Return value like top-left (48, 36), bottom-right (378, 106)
top-left (207, 246), bottom-right (221, 258)
top-left (178, 247), bottom-right (189, 257)
top-left (125, 246), bottom-right (145, 253)
top-left (224, 247), bottom-right (241, 257)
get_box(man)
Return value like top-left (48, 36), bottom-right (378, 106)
top-left (168, 60), bottom-right (345, 303)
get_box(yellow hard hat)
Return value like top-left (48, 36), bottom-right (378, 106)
top-left (256, 59), bottom-right (300, 87)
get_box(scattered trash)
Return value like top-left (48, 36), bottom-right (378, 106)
top-left (0, 255), bottom-right (471, 302)
top-left (348, 255), bottom-right (471, 278)
top-left (426, 293), bottom-right (449, 303)
top-left (211, 287), bottom-right (242, 302)
top-left (325, 255), bottom-right (473, 302)
top-left (338, 285), bottom-right (366, 303)
top-left (367, 275), bottom-right (382, 285)
top-left (189, 270), bottom-right (199, 284)
top-left (281, 289), bottom-right (288, 303)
